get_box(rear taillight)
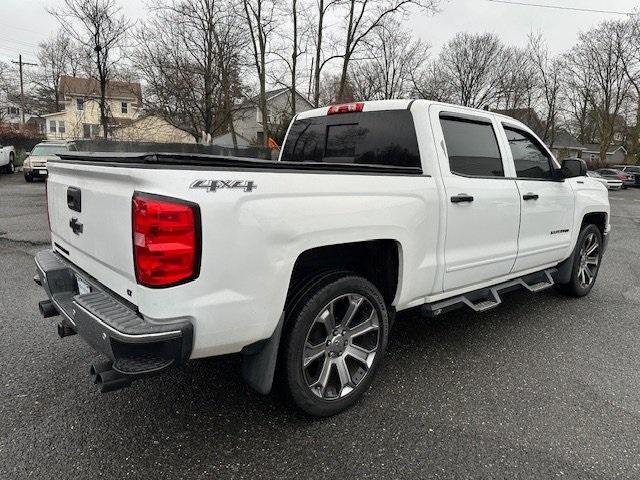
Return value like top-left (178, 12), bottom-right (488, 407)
top-left (132, 192), bottom-right (200, 288)
top-left (327, 102), bottom-right (364, 115)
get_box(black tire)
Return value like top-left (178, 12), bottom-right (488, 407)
top-left (4, 153), bottom-right (15, 174)
top-left (24, 172), bottom-right (33, 182)
top-left (282, 273), bottom-right (389, 416)
top-left (557, 224), bottom-right (603, 297)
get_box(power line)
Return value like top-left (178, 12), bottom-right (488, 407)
top-left (486, 0), bottom-right (633, 15)
top-left (0, 35), bottom-right (41, 49)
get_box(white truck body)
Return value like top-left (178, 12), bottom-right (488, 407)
top-left (35, 100), bottom-right (610, 412)
top-left (0, 143), bottom-right (15, 171)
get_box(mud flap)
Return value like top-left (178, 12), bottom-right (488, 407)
top-left (241, 313), bottom-right (285, 395)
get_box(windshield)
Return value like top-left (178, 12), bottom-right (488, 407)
top-left (587, 171), bottom-right (601, 178)
top-left (31, 144), bottom-right (72, 156)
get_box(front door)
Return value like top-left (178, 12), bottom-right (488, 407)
top-left (500, 125), bottom-right (575, 272)
top-left (434, 109), bottom-right (521, 292)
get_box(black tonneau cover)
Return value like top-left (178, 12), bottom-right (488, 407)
top-left (55, 152), bottom-right (423, 175)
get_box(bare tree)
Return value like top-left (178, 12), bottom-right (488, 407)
top-left (133, 0), bottom-right (245, 142)
top-left (437, 32), bottom-right (506, 109)
top-left (617, 14), bottom-right (640, 162)
top-left (272, 0), bottom-right (309, 116)
top-left (29, 30), bottom-right (74, 113)
top-left (0, 61), bottom-right (15, 123)
top-left (242, 0), bottom-right (279, 145)
top-left (335, 0), bottom-right (439, 101)
top-left (565, 21), bottom-right (630, 167)
top-left (494, 46), bottom-right (536, 111)
top-left (350, 19), bottom-right (430, 100)
top-left (411, 61), bottom-right (454, 102)
top-left (528, 34), bottom-right (562, 146)
top-left (50, 0), bottom-right (133, 138)
top-left (305, 0), bottom-right (342, 106)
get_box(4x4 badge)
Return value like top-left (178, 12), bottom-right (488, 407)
top-left (190, 179), bottom-right (257, 193)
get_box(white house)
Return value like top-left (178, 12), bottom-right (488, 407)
top-left (583, 144), bottom-right (628, 165)
top-left (234, 88), bottom-right (314, 144)
top-left (41, 75), bottom-right (142, 140)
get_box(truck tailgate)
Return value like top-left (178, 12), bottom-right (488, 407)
top-left (47, 161), bottom-right (138, 296)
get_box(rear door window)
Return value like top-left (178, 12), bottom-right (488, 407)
top-left (439, 116), bottom-right (504, 177)
top-left (280, 110), bottom-right (421, 169)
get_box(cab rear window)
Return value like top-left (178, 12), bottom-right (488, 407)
top-left (280, 110), bottom-right (421, 169)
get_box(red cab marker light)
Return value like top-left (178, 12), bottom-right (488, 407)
top-left (327, 102), bottom-right (364, 115)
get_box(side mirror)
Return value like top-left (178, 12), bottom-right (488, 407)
top-left (561, 158), bottom-right (587, 178)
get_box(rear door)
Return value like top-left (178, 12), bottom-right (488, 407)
top-left (431, 107), bottom-right (521, 292)
top-left (498, 124), bottom-right (574, 272)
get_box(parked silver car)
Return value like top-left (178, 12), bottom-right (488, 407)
top-left (23, 141), bottom-right (77, 182)
top-left (587, 171), bottom-right (622, 190)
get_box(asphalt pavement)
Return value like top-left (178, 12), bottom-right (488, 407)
top-left (2, 172), bottom-right (640, 479)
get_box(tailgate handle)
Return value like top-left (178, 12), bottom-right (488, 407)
top-left (67, 187), bottom-right (81, 212)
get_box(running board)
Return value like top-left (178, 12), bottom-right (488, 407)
top-left (422, 268), bottom-right (556, 317)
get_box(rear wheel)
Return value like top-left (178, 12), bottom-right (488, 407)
top-left (24, 172), bottom-right (33, 182)
top-left (4, 153), bottom-right (15, 174)
top-left (283, 274), bottom-right (389, 416)
top-left (557, 224), bottom-right (602, 297)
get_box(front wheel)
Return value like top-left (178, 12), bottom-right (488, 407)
top-left (283, 274), bottom-right (389, 416)
top-left (557, 224), bottom-right (603, 297)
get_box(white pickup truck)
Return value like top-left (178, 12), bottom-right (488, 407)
top-left (35, 100), bottom-right (610, 416)
top-left (0, 143), bottom-right (16, 174)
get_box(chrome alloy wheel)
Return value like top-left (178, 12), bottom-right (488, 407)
top-left (577, 232), bottom-right (600, 288)
top-left (302, 293), bottom-right (380, 400)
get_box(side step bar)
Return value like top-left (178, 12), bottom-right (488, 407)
top-left (422, 268), bottom-right (556, 317)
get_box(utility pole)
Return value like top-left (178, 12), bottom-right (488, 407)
top-left (11, 54), bottom-right (37, 125)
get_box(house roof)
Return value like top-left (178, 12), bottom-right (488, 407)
top-left (58, 75), bottom-right (142, 104)
top-left (583, 144), bottom-right (627, 155)
top-left (241, 88), bottom-right (314, 109)
top-left (551, 130), bottom-right (585, 150)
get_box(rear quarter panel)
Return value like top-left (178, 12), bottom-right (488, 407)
top-left (180, 169), bottom-right (440, 358)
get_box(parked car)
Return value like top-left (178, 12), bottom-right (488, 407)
top-left (596, 168), bottom-right (634, 188)
top-left (0, 143), bottom-right (16, 174)
top-left (612, 165), bottom-right (640, 187)
top-left (23, 140), bottom-right (77, 182)
top-left (587, 171), bottom-right (622, 190)
top-left (34, 100), bottom-right (610, 416)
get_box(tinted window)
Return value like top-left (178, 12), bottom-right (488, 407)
top-left (280, 110), bottom-right (421, 169)
top-left (440, 117), bottom-right (504, 177)
top-left (505, 128), bottom-right (553, 179)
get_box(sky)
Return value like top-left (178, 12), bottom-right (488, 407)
top-left (0, 0), bottom-right (638, 67)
